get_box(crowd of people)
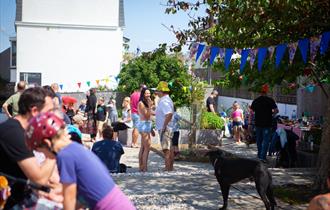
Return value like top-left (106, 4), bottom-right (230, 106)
top-left (0, 81), bottom-right (327, 209)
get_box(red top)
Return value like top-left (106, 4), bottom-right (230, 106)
top-left (130, 91), bottom-right (140, 114)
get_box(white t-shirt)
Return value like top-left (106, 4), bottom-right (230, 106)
top-left (155, 95), bottom-right (174, 130)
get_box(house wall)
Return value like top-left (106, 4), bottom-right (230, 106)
top-left (22, 0), bottom-right (119, 26)
top-left (16, 0), bottom-right (123, 92)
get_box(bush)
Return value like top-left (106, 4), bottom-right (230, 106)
top-left (200, 111), bottom-right (225, 130)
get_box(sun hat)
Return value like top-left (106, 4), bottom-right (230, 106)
top-left (156, 81), bottom-right (170, 92)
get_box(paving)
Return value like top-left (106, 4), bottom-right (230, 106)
top-left (112, 138), bottom-right (314, 210)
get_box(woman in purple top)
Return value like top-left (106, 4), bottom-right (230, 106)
top-left (25, 112), bottom-right (135, 210)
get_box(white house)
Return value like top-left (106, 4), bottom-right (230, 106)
top-left (12, 0), bottom-right (125, 92)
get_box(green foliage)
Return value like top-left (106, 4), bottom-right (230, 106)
top-left (117, 44), bottom-right (192, 107)
top-left (200, 111), bottom-right (225, 129)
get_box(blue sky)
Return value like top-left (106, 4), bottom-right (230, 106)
top-left (124, 0), bottom-right (192, 53)
top-left (0, 0), bottom-right (198, 53)
top-left (0, 0), bottom-right (16, 52)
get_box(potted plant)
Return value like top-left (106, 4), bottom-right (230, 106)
top-left (198, 111), bottom-right (225, 146)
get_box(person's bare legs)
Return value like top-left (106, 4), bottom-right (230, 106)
top-left (169, 147), bottom-right (175, 171)
top-left (132, 128), bottom-right (139, 147)
top-left (233, 126), bottom-right (241, 143)
top-left (141, 133), bottom-right (151, 172)
top-left (138, 143), bottom-right (144, 171)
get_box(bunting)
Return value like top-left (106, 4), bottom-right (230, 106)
top-left (96, 80), bottom-right (100, 85)
top-left (77, 82), bottom-right (81, 88)
top-left (320, 31), bottom-right (330, 55)
top-left (59, 84), bottom-right (63, 90)
top-left (275, 44), bottom-right (287, 69)
top-left (249, 49), bottom-right (258, 69)
top-left (310, 36), bottom-right (321, 63)
top-left (219, 48), bottom-right (225, 61)
top-left (268, 46), bottom-right (275, 59)
top-left (189, 43), bottom-right (199, 59)
top-left (257, 47), bottom-right (267, 72)
top-left (200, 46), bottom-right (211, 63)
top-left (288, 42), bottom-right (298, 64)
top-left (298, 38), bottom-right (309, 64)
top-left (240, 49), bottom-right (250, 73)
top-left (224, 48), bottom-right (233, 71)
top-left (86, 81), bottom-right (91, 87)
top-left (195, 44), bottom-right (205, 62)
top-left (191, 31), bottom-right (330, 73)
top-left (210, 47), bottom-right (220, 65)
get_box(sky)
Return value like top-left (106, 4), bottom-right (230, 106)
top-left (0, 0), bottom-right (199, 53)
top-left (0, 0), bottom-right (16, 52)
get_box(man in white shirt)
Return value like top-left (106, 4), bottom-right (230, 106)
top-left (155, 81), bottom-right (174, 171)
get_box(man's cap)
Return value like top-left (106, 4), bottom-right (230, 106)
top-left (156, 81), bottom-right (170, 92)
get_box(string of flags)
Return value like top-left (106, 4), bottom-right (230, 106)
top-left (58, 75), bottom-right (120, 91)
top-left (189, 31), bottom-right (330, 73)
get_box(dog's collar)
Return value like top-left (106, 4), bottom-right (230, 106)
top-left (213, 158), bottom-right (219, 168)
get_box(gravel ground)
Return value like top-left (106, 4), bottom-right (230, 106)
top-left (112, 140), bottom-right (312, 210)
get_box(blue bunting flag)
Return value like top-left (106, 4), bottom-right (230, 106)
top-left (298, 38), bottom-right (309, 64)
top-left (240, 49), bottom-right (250, 73)
top-left (257, 47), bottom-right (267, 72)
top-left (224, 48), bottom-right (233, 71)
top-left (195, 44), bottom-right (205, 62)
top-left (275, 44), bottom-right (287, 69)
top-left (210, 47), bottom-right (220, 65)
top-left (320, 31), bottom-right (330, 55)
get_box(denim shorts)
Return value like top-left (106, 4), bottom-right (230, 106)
top-left (138, 120), bottom-right (152, 133)
top-left (232, 121), bottom-right (243, 127)
top-left (131, 113), bottom-right (140, 128)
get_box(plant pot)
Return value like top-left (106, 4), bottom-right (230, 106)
top-left (197, 129), bottom-right (224, 146)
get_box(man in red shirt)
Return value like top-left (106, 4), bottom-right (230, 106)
top-left (130, 84), bottom-right (146, 147)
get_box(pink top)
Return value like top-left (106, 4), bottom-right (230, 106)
top-left (232, 109), bottom-right (243, 118)
top-left (130, 91), bottom-right (140, 114)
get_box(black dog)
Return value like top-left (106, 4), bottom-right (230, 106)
top-left (206, 150), bottom-right (276, 210)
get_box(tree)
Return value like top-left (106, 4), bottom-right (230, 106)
top-left (165, 0), bottom-right (330, 191)
top-left (117, 44), bottom-right (192, 107)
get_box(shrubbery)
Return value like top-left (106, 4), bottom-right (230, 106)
top-left (200, 111), bottom-right (225, 130)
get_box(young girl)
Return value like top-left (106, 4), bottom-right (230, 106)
top-left (96, 97), bottom-right (108, 139)
top-left (137, 87), bottom-right (153, 172)
top-left (25, 112), bottom-right (135, 210)
top-left (231, 102), bottom-right (244, 144)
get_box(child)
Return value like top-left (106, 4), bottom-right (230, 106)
top-left (25, 112), bottom-right (135, 210)
top-left (231, 102), bottom-right (244, 144)
top-left (168, 107), bottom-right (192, 157)
top-left (96, 97), bottom-right (108, 139)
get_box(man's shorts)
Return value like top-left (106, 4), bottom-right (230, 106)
top-left (131, 113), bottom-right (140, 128)
top-left (137, 120), bottom-right (152, 133)
top-left (159, 129), bottom-right (173, 151)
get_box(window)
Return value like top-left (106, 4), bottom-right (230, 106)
top-left (20, 72), bottom-right (42, 86)
top-left (10, 40), bottom-right (16, 67)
